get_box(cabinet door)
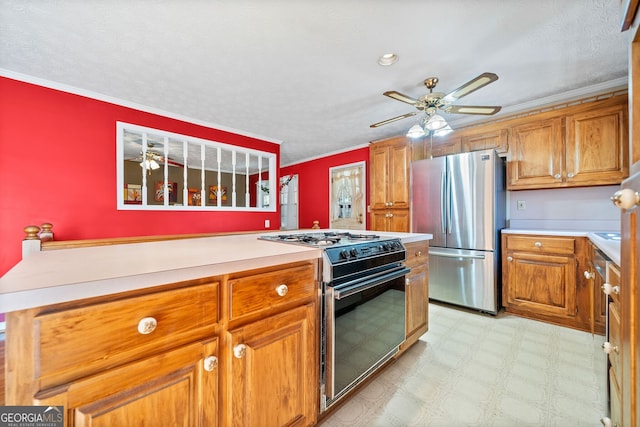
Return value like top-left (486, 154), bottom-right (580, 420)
top-left (431, 135), bottom-right (462, 158)
top-left (508, 117), bottom-right (564, 189)
top-left (370, 144), bottom-right (390, 209)
top-left (504, 251), bottom-right (577, 318)
top-left (227, 304), bottom-right (317, 427)
top-left (389, 142), bottom-right (410, 208)
top-left (405, 265), bottom-right (428, 339)
top-left (461, 128), bottom-right (509, 154)
top-left (565, 104), bottom-right (628, 186)
top-left (36, 340), bottom-right (218, 427)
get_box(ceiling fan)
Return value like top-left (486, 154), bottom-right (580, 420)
top-left (370, 72), bottom-right (502, 129)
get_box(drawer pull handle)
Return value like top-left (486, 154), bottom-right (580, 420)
top-left (602, 283), bottom-right (620, 295)
top-left (203, 356), bottom-right (218, 372)
top-left (137, 317), bottom-right (157, 335)
top-left (275, 284), bottom-right (289, 297)
top-left (602, 341), bottom-right (619, 354)
top-left (584, 270), bottom-right (595, 280)
top-left (534, 241), bottom-right (542, 248)
top-left (234, 344), bottom-right (247, 359)
top-left (506, 256), bottom-right (513, 262)
top-left (415, 251), bottom-right (422, 257)
top-left (611, 188), bottom-right (640, 210)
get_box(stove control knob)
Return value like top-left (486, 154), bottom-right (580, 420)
top-left (340, 249), bottom-right (350, 259)
top-left (350, 248), bottom-right (358, 257)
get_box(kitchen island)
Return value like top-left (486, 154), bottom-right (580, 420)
top-left (1, 230), bottom-right (430, 426)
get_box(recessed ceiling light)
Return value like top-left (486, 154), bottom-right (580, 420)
top-left (378, 53), bottom-right (398, 66)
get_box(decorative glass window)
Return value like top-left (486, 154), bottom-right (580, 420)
top-left (117, 122), bottom-right (276, 211)
top-left (329, 162), bottom-right (366, 230)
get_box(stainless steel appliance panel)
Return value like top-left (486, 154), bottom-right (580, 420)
top-left (411, 156), bottom-right (446, 248)
top-left (447, 151), bottom-right (496, 251)
top-left (428, 247), bottom-right (497, 313)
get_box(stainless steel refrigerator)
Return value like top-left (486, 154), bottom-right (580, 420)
top-left (411, 149), bottom-right (505, 314)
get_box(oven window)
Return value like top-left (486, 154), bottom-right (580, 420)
top-left (333, 275), bottom-right (406, 394)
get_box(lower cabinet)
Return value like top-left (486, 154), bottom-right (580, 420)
top-left (398, 240), bottom-right (429, 354)
top-left (225, 304), bottom-right (317, 427)
top-left (37, 340), bottom-right (219, 427)
top-left (502, 234), bottom-right (591, 331)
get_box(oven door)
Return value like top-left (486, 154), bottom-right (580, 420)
top-left (324, 266), bottom-right (409, 404)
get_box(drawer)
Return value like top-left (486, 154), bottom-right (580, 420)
top-left (404, 241), bottom-right (429, 268)
top-left (229, 264), bottom-right (316, 321)
top-left (505, 235), bottom-right (575, 254)
top-left (35, 282), bottom-right (218, 387)
top-left (608, 301), bottom-right (621, 386)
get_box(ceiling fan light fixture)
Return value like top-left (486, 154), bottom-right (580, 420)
top-left (433, 124), bottom-right (453, 137)
top-left (406, 123), bottom-right (426, 138)
top-left (378, 53), bottom-right (398, 66)
top-left (140, 159), bottom-right (160, 170)
top-left (425, 114), bottom-right (448, 131)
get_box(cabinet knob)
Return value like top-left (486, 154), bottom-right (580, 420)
top-left (415, 251), bottom-right (422, 257)
top-left (600, 416), bottom-right (612, 427)
top-left (601, 283), bottom-right (620, 296)
top-left (137, 317), bottom-right (158, 335)
top-left (553, 173), bottom-right (561, 179)
top-left (203, 356), bottom-right (218, 372)
top-left (534, 241), bottom-right (542, 248)
top-left (611, 188), bottom-right (640, 210)
top-left (584, 270), bottom-right (595, 280)
top-left (275, 284), bottom-right (289, 297)
top-left (234, 344), bottom-right (247, 359)
top-left (602, 341), bottom-right (618, 354)
top-left (506, 256), bottom-right (513, 262)
top-left (567, 172), bottom-right (575, 178)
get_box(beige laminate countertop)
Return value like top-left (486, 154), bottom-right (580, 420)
top-left (501, 228), bottom-right (620, 266)
top-left (0, 230), bottom-right (432, 313)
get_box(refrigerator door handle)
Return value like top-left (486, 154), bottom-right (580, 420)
top-left (430, 250), bottom-right (486, 260)
top-left (446, 167), bottom-right (452, 234)
top-left (440, 171), bottom-right (446, 234)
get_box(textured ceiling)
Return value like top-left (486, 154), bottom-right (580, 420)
top-left (0, 0), bottom-right (629, 166)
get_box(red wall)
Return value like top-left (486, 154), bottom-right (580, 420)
top-left (280, 147), bottom-right (370, 230)
top-left (0, 77), bottom-right (281, 276)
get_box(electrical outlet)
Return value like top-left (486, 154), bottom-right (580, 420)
top-left (517, 200), bottom-right (526, 210)
top-left (265, 219), bottom-right (270, 228)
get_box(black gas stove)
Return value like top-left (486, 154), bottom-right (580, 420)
top-left (260, 231), bottom-right (406, 284)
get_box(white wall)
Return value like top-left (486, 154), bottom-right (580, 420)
top-left (507, 185), bottom-right (620, 231)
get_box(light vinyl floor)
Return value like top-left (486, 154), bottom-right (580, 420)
top-left (319, 303), bottom-right (607, 427)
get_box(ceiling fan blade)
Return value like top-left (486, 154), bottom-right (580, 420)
top-left (442, 72), bottom-right (498, 103)
top-left (444, 105), bottom-right (502, 115)
top-left (383, 91), bottom-right (419, 105)
top-left (370, 112), bottom-right (417, 128)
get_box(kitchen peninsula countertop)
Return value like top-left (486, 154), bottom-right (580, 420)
top-left (0, 230), bottom-right (431, 313)
top-left (501, 228), bottom-right (620, 266)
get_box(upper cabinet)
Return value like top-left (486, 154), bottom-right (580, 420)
top-left (369, 136), bottom-right (410, 210)
top-left (508, 95), bottom-right (629, 190)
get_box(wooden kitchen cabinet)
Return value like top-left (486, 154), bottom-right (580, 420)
top-left (6, 259), bottom-right (320, 427)
top-left (370, 208), bottom-right (410, 232)
top-left (584, 242), bottom-right (607, 335)
top-left (5, 281), bottom-right (220, 425)
top-left (226, 304), bottom-right (316, 427)
top-left (398, 240), bottom-right (429, 355)
top-left (222, 260), bottom-right (318, 427)
top-left (508, 117), bottom-right (564, 189)
top-left (508, 95), bottom-right (629, 190)
top-left (369, 136), bottom-right (410, 210)
top-left (430, 135), bottom-right (462, 158)
top-left (502, 234), bottom-right (591, 331)
top-left (461, 128), bottom-right (509, 154)
top-left (604, 261), bottom-right (622, 427)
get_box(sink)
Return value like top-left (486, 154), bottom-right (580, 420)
top-left (595, 232), bottom-right (621, 241)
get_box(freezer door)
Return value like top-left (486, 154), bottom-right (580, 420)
top-left (447, 150), bottom-right (496, 251)
top-left (428, 247), bottom-right (497, 314)
top-left (411, 156), bottom-right (447, 247)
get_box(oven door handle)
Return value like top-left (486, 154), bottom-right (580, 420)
top-left (333, 266), bottom-right (411, 300)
